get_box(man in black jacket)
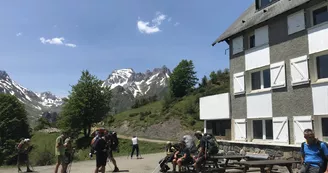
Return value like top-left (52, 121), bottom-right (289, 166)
top-left (94, 130), bottom-right (108, 173)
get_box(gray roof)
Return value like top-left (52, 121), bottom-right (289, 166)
top-left (212, 0), bottom-right (310, 46)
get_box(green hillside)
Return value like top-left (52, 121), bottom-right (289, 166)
top-left (106, 78), bottom-right (229, 137)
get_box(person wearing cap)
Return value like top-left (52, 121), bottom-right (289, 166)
top-left (159, 141), bottom-right (177, 172)
top-left (55, 131), bottom-right (68, 173)
top-left (62, 137), bottom-right (74, 173)
top-left (172, 141), bottom-right (192, 173)
top-left (193, 131), bottom-right (206, 173)
top-left (17, 138), bottom-right (33, 172)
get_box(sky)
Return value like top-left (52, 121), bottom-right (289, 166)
top-left (0, 0), bottom-right (253, 97)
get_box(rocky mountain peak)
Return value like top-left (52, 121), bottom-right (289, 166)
top-left (103, 66), bottom-right (171, 98)
top-left (0, 70), bottom-right (9, 80)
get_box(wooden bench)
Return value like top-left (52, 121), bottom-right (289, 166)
top-left (239, 160), bottom-right (301, 173)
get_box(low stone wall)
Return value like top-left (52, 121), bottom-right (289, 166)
top-left (217, 141), bottom-right (302, 160)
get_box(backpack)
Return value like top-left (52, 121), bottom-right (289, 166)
top-left (204, 133), bottom-right (219, 155)
top-left (91, 136), bottom-right (100, 151)
top-left (301, 140), bottom-right (328, 169)
top-left (108, 131), bottom-right (119, 151)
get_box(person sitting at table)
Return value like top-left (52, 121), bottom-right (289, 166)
top-left (300, 129), bottom-right (328, 173)
top-left (172, 141), bottom-right (193, 173)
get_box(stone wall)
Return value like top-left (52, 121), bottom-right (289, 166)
top-left (217, 141), bottom-right (302, 161)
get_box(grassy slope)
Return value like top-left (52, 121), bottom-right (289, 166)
top-left (108, 95), bottom-right (204, 132)
top-left (29, 132), bottom-right (165, 166)
top-left (107, 83), bottom-right (229, 135)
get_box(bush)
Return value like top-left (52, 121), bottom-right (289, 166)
top-left (129, 113), bottom-right (139, 117)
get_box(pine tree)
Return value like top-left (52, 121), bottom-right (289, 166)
top-left (169, 60), bottom-right (198, 98)
top-left (0, 94), bottom-right (31, 165)
top-left (57, 70), bottom-right (111, 137)
top-left (210, 71), bottom-right (218, 84)
top-left (200, 75), bottom-right (208, 87)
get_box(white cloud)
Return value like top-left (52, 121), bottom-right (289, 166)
top-left (137, 12), bottom-right (167, 34)
top-left (16, 32), bottom-right (22, 37)
top-left (65, 43), bottom-right (77, 48)
top-left (174, 22), bottom-right (180, 26)
top-left (40, 37), bottom-right (77, 48)
top-left (168, 17), bottom-right (172, 22)
top-left (137, 21), bottom-right (160, 34)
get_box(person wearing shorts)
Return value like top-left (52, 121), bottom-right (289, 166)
top-left (193, 131), bottom-right (207, 173)
top-left (55, 132), bottom-right (67, 173)
top-left (172, 141), bottom-right (192, 173)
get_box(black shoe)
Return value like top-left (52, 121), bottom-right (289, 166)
top-left (113, 167), bottom-right (119, 172)
top-left (26, 169), bottom-right (33, 172)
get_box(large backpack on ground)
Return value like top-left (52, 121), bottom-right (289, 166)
top-left (204, 133), bottom-right (219, 156)
top-left (301, 140), bottom-right (328, 169)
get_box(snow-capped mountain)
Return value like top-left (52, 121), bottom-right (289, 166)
top-left (36, 91), bottom-right (63, 107)
top-left (103, 66), bottom-right (171, 113)
top-left (103, 66), bottom-right (171, 98)
top-left (0, 70), bottom-right (63, 121)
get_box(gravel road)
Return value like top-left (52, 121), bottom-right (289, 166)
top-left (0, 153), bottom-right (165, 173)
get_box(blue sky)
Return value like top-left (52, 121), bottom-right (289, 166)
top-left (0, 0), bottom-right (253, 97)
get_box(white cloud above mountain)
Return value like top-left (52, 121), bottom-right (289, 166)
top-left (137, 12), bottom-right (167, 34)
top-left (39, 37), bottom-right (77, 48)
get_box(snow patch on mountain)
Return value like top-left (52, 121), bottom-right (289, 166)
top-left (103, 66), bottom-right (171, 98)
top-left (0, 70), bottom-right (63, 119)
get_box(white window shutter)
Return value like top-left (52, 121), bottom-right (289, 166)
top-left (233, 72), bottom-right (245, 95)
top-left (273, 117), bottom-right (289, 143)
top-left (290, 56), bottom-right (309, 86)
top-left (232, 36), bottom-right (243, 55)
top-left (234, 119), bottom-right (246, 141)
top-left (287, 10), bottom-right (305, 35)
top-left (270, 61), bottom-right (286, 89)
top-left (293, 116), bottom-right (312, 144)
top-left (255, 25), bottom-right (269, 46)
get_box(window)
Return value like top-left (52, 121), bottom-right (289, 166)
top-left (317, 54), bottom-right (328, 79)
top-left (207, 120), bottom-right (231, 137)
top-left (251, 69), bottom-right (271, 90)
top-left (249, 34), bottom-right (255, 48)
top-left (322, 118), bottom-right (328, 142)
top-left (256, 0), bottom-right (274, 9)
top-left (253, 119), bottom-right (273, 140)
top-left (313, 6), bottom-right (328, 26)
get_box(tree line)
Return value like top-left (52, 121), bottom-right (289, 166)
top-left (0, 59), bottom-right (229, 165)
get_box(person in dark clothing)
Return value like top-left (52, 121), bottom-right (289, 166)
top-left (159, 141), bottom-right (179, 172)
top-left (172, 141), bottom-right (193, 173)
top-left (193, 131), bottom-right (207, 173)
top-left (105, 131), bottom-right (119, 172)
top-left (94, 130), bottom-right (108, 173)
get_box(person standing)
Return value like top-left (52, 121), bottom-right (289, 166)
top-left (62, 137), bottom-right (74, 173)
top-left (55, 132), bottom-right (67, 173)
top-left (17, 138), bottom-right (33, 172)
top-left (300, 129), bottom-right (328, 173)
top-left (94, 129), bottom-right (108, 173)
top-left (131, 136), bottom-right (139, 159)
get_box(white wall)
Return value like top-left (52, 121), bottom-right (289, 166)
top-left (308, 23), bottom-right (328, 54)
top-left (245, 44), bottom-right (270, 71)
top-left (246, 92), bottom-right (273, 118)
top-left (200, 93), bottom-right (230, 120)
top-left (312, 82), bottom-right (328, 115)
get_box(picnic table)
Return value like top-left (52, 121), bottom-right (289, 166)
top-left (239, 160), bottom-right (301, 173)
top-left (209, 155), bottom-right (249, 169)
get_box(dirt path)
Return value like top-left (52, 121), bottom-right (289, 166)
top-left (117, 135), bottom-right (168, 144)
top-left (0, 153), bottom-right (165, 173)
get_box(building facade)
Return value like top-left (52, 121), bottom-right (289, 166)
top-left (201, 0), bottom-right (328, 146)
